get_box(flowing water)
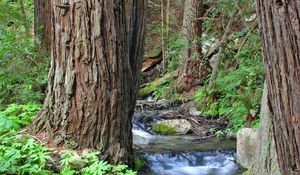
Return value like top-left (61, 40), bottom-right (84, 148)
top-left (133, 121), bottom-right (243, 175)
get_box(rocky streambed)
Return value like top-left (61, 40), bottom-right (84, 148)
top-left (133, 99), bottom-right (244, 175)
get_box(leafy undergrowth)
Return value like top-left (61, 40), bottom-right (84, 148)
top-left (0, 104), bottom-right (137, 175)
top-left (194, 45), bottom-right (263, 136)
top-left (60, 151), bottom-right (136, 175)
top-left (0, 131), bottom-right (51, 175)
top-left (0, 0), bottom-right (49, 107)
top-left (0, 103), bottom-right (41, 130)
top-left (139, 70), bottom-right (182, 100)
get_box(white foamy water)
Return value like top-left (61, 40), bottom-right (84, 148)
top-left (132, 119), bottom-right (242, 175)
top-left (145, 151), bottom-right (241, 175)
top-left (132, 129), bottom-right (153, 139)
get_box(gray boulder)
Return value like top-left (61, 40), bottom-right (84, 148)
top-left (244, 83), bottom-right (280, 175)
top-left (132, 129), bottom-right (153, 145)
top-left (189, 107), bottom-right (202, 117)
top-left (157, 119), bottom-right (191, 134)
top-left (237, 128), bottom-right (258, 169)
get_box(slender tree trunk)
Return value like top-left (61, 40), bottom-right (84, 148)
top-left (19, 0), bottom-right (30, 35)
top-left (32, 0), bottom-right (147, 165)
top-left (161, 0), bottom-right (165, 70)
top-left (208, 10), bottom-right (237, 88)
top-left (177, 0), bottom-right (207, 92)
top-left (166, 0), bottom-right (170, 53)
top-left (256, 0), bottom-right (300, 174)
top-left (34, 0), bottom-right (52, 52)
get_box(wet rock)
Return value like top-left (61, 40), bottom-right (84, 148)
top-left (189, 107), bottom-right (202, 117)
top-left (237, 128), bottom-right (258, 169)
top-left (156, 119), bottom-right (191, 134)
top-left (133, 129), bottom-right (153, 145)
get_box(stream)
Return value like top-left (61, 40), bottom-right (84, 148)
top-left (132, 107), bottom-right (244, 175)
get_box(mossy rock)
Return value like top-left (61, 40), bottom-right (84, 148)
top-left (144, 49), bottom-right (161, 58)
top-left (139, 70), bottom-right (179, 97)
top-left (139, 82), bottom-right (159, 97)
top-left (152, 123), bottom-right (176, 135)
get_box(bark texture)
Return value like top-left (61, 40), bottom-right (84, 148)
top-left (34, 0), bottom-right (51, 52)
top-left (246, 83), bottom-right (280, 175)
top-left (177, 0), bottom-right (208, 92)
top-left (33, 0), bottom-right (147, 165)
top-left (256, 0), bottom-right (300, 174)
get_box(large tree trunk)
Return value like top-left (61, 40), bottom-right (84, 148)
top-left (32, 0), bottom-right (147, 165)
top-left (247, 82), bottom-right (280, 175)
top-left (256, 1), bottom-right (300, 174)
top-left (177, 0), bottom-right (208, 92)
top-left (34, 0), bottom-right (51, 52)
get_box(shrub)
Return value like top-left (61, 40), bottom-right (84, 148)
top-left (60, 151), bottom-right (137, 175)
top-left (0, 0), bottom-right (49, 107)
top-left (0, 132), bottom-right (51, 175)
top-left (0, 103), bottom-right (41, 130)
top-left (194, 38), bottom-right (264, 132)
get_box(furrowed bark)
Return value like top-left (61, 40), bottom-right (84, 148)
top-left (33, 0), bottom-right (147, 165)
top-left (256, 0), bottom-right (300, 174)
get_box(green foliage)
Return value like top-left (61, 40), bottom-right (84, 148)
top-left (153, 123), bottom-right (176, 135)
top-left (194, 61), bottom-right (263, 132)
top-left (165, 34), bottom-right (188, 71)
top-left (139, 71), bottom-right (182, 100)
top-left (0, 131), bottom-right (51, 175)
top-left (209, 128), bottom-right (234, 138)
top-left (133, 157), bottom-right (144, 171)
top-left (0, 132), bottom-right (136, 175)
top-left (60, 151), bottom-right (137, 175)
top-left (194, 29), bottom-right (264, 132)
top-left (0, 0), bottom-right (49, 107)
top-left (194, 0), bottom-right (263, 132)
top-left (0, 103), bottom-right (41, 131)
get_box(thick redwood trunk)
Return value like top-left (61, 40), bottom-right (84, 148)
top-left (34, 0), bottom-right (51, 52)
top-left (256, 0), bottom-right (300, 174)
top-left (177, 0), bottom-right (208, 92)
top-left (33, 0), bottom-right (146, 165)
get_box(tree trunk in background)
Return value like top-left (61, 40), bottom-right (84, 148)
top-left (247, 82), bottom-right (280, 175)
top-left (19, 0), bottom-right (30, 35)
top-left (256, 1), bottom-right (300, 174)
top-left (34, 0), bottom-right (51, 52)
top-left (32, 0), bottom-right (147, 165)
top-left (161, 0), bottom-right (165, 70)
top-left (177, 0), bottom-right (208, 92)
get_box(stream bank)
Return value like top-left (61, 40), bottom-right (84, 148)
top-left (133, 99), bottom-right (244, 175)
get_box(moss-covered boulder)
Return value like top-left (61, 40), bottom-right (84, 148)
top-left (153, 119), bottom-right (191, 135)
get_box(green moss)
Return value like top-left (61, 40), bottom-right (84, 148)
top-left (152, 123), bottom-right (176, 135)
top-left (134, 157), bottom-right (144, 171)
top-left (139, 71), bottom-right (178, 98)
top-left (139, 82), bottom-right (159, 97)
top-left (242, 170), bottom-right (253, 175)
top-left (145, 49), bottom-right (161, 58)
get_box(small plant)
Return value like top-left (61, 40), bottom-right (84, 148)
top-left (0, 103), bottom-right (41, 127)
top-left (152, 123), bottom-right (176, 135)
top-left (133, 156), bottom-right (145, 171)
top-left (60, 151), bottom-right (137, 175)
top-left (0, 131), bottom-right (51, 175)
